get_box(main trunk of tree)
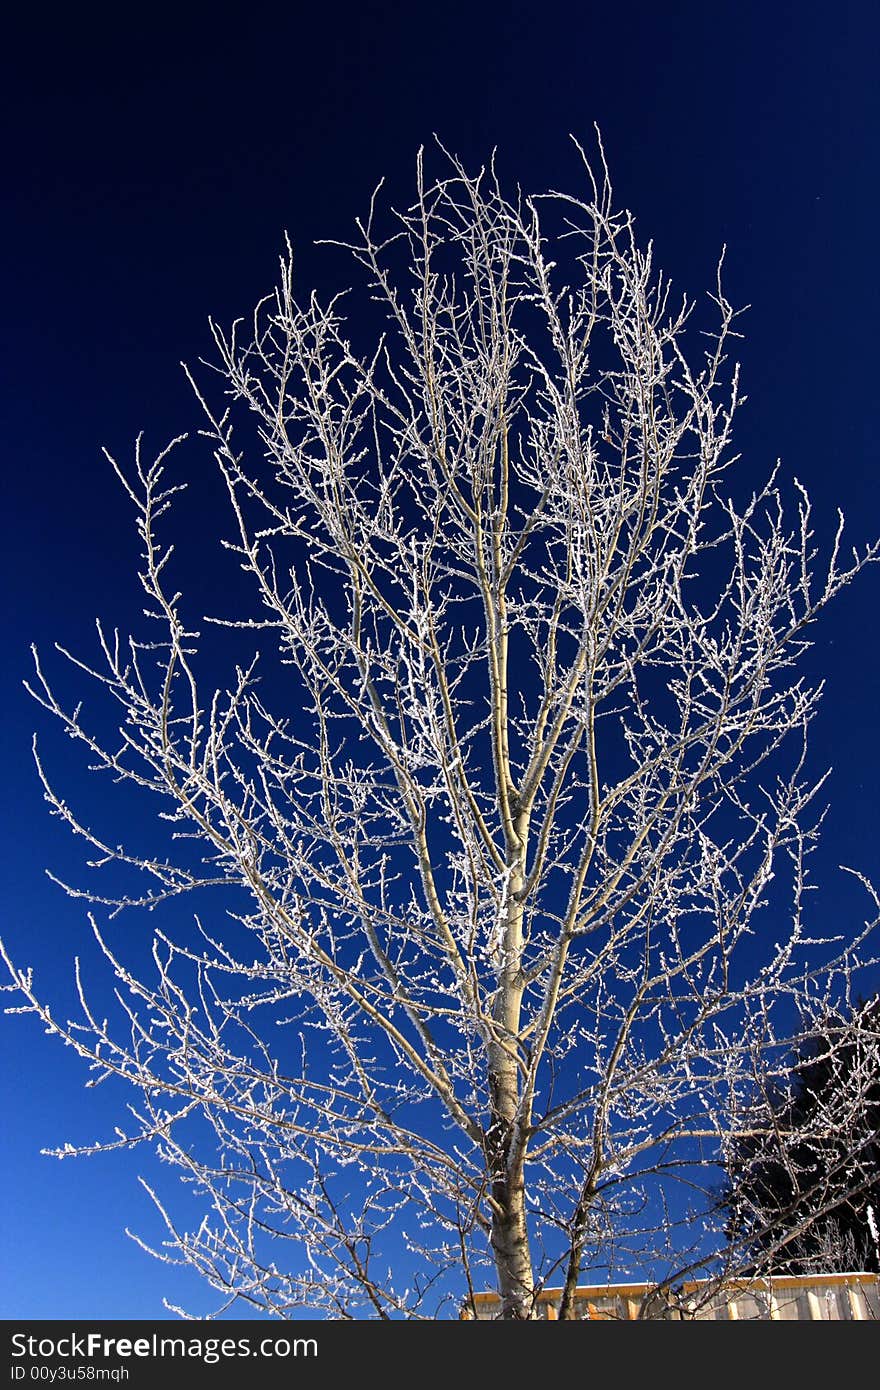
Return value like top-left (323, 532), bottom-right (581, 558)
top-left (487, 856), bottom-right (535, 1318)
top-left (487, 1069), bottom-right (534, 1319)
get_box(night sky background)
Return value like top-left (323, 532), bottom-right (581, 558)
top-left (2, 1), bottom-right (879, 1319)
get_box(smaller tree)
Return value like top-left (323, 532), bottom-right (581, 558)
top-left (720, 995), bottom-right (880, 1275)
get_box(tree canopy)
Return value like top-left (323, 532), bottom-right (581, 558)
top-left (3, 142), bottom-right (878, 1318)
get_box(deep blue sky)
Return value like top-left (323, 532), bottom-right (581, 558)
top-left (2, 0), bottom-right (879, 1320)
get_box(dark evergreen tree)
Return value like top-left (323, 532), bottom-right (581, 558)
top-left (721, 995), bottom-right (880, 1274)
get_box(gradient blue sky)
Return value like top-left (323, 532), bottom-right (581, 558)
top-left (2, 0), bottom-right (879, 1319)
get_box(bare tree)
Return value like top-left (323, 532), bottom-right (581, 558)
top-left (3, 141), bottom-right (878, 1320)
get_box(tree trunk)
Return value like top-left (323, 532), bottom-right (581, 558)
top-left (487, 1079), bottom-right (535, 1318)
top-left (487, 933), bottom-right (534, 1318)
top-left (487, 817), bottom-right (534, 1315)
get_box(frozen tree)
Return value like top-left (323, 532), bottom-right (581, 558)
top-left (3, 141), bottom-right (879, 1319)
